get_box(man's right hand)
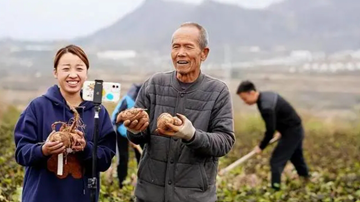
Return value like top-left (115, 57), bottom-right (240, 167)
top-left (274, 132), bottom-right (281, 140)
top-left (123, 110), bottom-right (149, 134)
top-left (124, 119), bottom-right (149, 134)
top-left (253, 146), bottom-right (262, 154)
top-left (41, 141), bottom-right (66, 156)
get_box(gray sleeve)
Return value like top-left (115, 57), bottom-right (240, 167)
top-left (184, 85), bottom-right (235, 157)
top-left (126, 80), bottom-right (151, 145)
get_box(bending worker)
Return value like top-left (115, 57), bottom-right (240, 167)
top-left (236, 80), bottom-right (310, 191)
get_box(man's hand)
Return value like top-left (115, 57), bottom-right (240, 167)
top-left (253, 146), bottom-right (262, 154)
top-left (42, 141), bottom-right (65, 156)
top-left (156, 113), bottom-right (195, 141)
top-left (274, 132), bottom-right (281, 140)
top-left (129, 141), bottom-right (137, 148)
top-left (123, 110), bottom-right (149, 134)
top-left (116, 108), bottom-right (147, 124)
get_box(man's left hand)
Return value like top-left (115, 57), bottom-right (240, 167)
top-left (253, 146), bottom-right (262, 154)
top-left (156, 113), bottom-right (195, 141)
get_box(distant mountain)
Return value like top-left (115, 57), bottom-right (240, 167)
top-left (269, 0), bottom-right (360, 51)
top-left (76, 0), bottom-right (195, 52)
top-left (74, 0), bottom-right (360, 55)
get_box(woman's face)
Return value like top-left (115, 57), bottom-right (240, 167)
top-left (53, 52), bottom-right (88, 95)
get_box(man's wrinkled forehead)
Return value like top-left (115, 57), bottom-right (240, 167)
top-left (171, 27), bottom-right (200, 44)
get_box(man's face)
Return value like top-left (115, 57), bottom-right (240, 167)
top-left (238, 91), bottom-right (257, 105)
top-left (171, 26), bottom-right (209, 75)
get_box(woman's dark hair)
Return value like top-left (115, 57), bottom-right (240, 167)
top-left (54, 44), bottom-right (89, 69)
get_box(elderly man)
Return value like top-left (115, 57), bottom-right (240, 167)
top-left (117, 22), bottom-right (235, 202)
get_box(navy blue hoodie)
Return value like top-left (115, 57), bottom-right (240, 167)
top-left (14, 85), bottom-right (116, 202)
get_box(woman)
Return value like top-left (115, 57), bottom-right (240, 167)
top-left (14, 44), bottom-right (116, 202)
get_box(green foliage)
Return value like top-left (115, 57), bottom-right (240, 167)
top-left (0, 106), bottom-right (23, 202)
top-left (0, 107), bottom-right (359, 202)
top-left (216, 114), bottom-right (360, 202)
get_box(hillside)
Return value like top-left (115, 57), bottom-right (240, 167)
top-left (76, 0), bottom-right (360, 53)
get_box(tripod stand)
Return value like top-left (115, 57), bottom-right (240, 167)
top-left (87, 80), bottom-right (103, 202)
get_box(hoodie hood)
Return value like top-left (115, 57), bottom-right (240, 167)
top-left (42, 85), bottom-right (96, 124)
top-left (43, 85), bottom-right (95, 111)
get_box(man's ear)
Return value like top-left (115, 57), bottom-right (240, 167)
top-left (201, 47), bottom-right (210, 62)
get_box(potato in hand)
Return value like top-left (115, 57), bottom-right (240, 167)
top-left (116, 108), bottom-right (148, 123)
top-left (157, 113), bottom-right (183, 132)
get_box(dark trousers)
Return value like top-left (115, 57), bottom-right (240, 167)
top-left (270, 126), bottom-right (309, 190)
top-left (117, 134), bottom-right (142, 188)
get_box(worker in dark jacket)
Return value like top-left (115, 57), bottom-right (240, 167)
top-left (116, 22), bottom-right (235, 202)
top-left (236, 80), bottom-right (309, 191)
top-left (111, 83), bottom-right (143, 188)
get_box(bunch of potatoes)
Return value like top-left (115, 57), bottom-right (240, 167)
top-left (117, 108), bottom-right (183, 132)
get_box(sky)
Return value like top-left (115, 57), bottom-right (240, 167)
top-left (0, 0), bottom-right (280, 41)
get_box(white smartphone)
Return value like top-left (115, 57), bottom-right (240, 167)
top-left (82, 80), bottom-right (121, 103)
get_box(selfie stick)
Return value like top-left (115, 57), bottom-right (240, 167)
top-left (88, 79), bottom-right (103, 202)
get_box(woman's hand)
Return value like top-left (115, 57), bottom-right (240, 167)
top-left (72, 130), bottom-right (86, 152)
top-left (42, 141), bottom-right (65, 156)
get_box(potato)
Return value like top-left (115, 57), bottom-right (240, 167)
top-left (48, 104), bottom-right (83, 150)
top-left (48, 131), bottom-right (73, 148)
top-left (157, 113), bottom-right (183, 131)
top-left (117, 108), bottom-right (147, 122)
top-left (173, 116), bottom-right (182, 126)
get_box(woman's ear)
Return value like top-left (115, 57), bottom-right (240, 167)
top-left (53, 69), bottom-right (57, 79)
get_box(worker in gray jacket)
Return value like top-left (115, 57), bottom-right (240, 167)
top-left (116, 22), bottom-right (235, 202)
top-left (236, 80), bottom-right (309, 191)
